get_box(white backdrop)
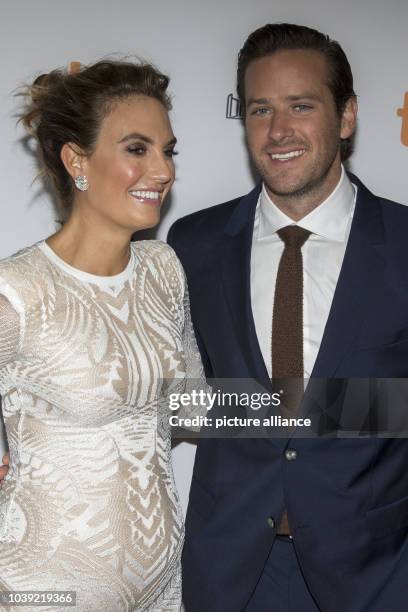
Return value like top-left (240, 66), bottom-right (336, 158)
top-left (1, 0), bottom-right (408, 513)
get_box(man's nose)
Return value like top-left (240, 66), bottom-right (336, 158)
top-left (267, 111), bottom-right (294, 142)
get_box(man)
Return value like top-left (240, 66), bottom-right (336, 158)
top-left (167, 23), bottom-right (408, 612)
top-left (1, 23), bottom-right (408, 612)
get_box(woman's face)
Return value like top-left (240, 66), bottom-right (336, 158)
top-left (76, 95), bottom-right (176, 233)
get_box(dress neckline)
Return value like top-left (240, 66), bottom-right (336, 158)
top-left (37, 240), bottom-right (136, 287)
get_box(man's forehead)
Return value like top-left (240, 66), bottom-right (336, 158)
top-left (246, 49), bottom-right (329, 80)
top-left (244, 50), bottom-right (331, 96)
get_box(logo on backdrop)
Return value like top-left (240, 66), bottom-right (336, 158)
top-left (397, 92), bottom-right (408, 146)
top-left (226, 93), bottom-right (242, 119)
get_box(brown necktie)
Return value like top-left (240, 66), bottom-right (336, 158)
top-left (272, 225), bottom-right (311, 535)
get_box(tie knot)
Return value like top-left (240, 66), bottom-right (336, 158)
top-left (277, 225), bottom-right (311, 248)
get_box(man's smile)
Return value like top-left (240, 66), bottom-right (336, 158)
top-left (269, 149), bottom-right (306, 162)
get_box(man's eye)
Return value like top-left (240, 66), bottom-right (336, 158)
top-left (252, 107), bottom-right (270, 116)
top-left (293, 104), bottom-right (313, 112)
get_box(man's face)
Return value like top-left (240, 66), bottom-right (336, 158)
top-left (244, 49), bottom-right (356, 212)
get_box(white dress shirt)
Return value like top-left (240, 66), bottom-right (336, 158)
top-left (251, 167), bottom-right (357, 378)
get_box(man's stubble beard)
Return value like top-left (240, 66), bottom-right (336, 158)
top-left (253, 141), bottom-right (342, 203)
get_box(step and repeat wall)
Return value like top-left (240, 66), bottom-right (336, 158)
top-left (1, 0), bottom-right (407, 512)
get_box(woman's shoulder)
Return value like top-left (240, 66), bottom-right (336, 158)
top-left (0, 243), bottom-right (45, 319)
top-left (0, 242), bottom-right (44, 282)
top-left (132, 239), bottom-right (178, 260)
top-left (132, 239), bottom-right (184, 272)
top-left (132, 239), bottom-right (186, 291)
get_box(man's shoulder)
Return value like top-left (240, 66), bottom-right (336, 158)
top-left (169, 195), bottom-right (244, 239)
top-left (378, 195), bottom-right (408, 216)
top-left (167, 183), bottom-right (262, 250)
top-left (351, 172), bottom-right (408, 216)
top-left (364, 188), bottom-right (408, 229)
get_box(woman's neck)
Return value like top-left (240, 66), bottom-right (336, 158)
top-left (46, 211), bottom-right (132, 277)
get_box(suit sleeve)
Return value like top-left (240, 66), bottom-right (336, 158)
top-left (166, 221), bottom-right (177, 250)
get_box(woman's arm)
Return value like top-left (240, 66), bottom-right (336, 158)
top-left (0, 294), bottom-right (20, 367)
top-left (0, 294), bottom-right (21, 483)
top-left (0, 452), bottom-right (9, 483)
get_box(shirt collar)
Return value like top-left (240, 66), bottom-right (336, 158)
top-left (256, 166), bottom-right (357, 242)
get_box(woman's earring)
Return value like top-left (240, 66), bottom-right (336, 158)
top-left (74, 175), bottom-right (89, 191)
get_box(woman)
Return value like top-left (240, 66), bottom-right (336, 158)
top-left (0, 60), bottom-right (204, 611)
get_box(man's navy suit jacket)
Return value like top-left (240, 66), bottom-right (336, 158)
top-left (167, 175), bottom-right (408, 612)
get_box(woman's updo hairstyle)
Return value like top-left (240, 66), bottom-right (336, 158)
top-left (20, 59), bottom-right (172, 213)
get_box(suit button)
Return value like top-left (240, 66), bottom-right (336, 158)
top-left (285, 449), bottom-right (297, 461)
top-left (267, 517), bottom-right (275, 528)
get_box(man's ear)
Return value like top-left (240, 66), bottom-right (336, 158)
top-left (340, 96), bottom-right (358, 140)
top-left (60, 143), bottom-right (87, 180)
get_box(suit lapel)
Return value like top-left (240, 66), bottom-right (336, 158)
top-left (220, 185), bottom-right (272, 389)
top-left (312, 177), bottom-right (385, 377)
top-left (219, 187), bottom-right (290, 451)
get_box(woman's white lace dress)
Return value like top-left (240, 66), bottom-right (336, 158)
top-left (0, 240), bottom-right (203, 611)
